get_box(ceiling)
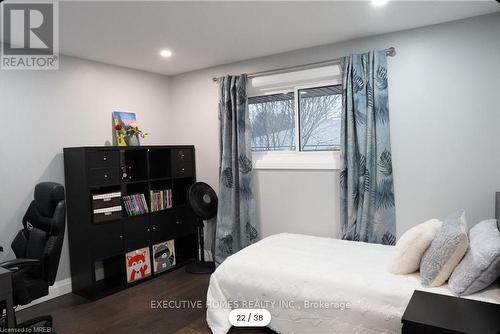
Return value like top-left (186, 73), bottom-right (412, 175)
top-left (56, 1), bottom-right (500, 76)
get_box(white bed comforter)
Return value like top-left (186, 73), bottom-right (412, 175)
top-left (206, 233), bottom-right (500, 334)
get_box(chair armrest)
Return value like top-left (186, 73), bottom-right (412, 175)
top-left (0, 258), bottom-right (41, 271)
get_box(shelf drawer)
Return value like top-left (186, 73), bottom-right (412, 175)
top-left (92, 196), bottom-right (121, 210)
top-left (93, 210), bottom-right (122, 224)
top-left (90, 222), bottom-right (124, 259)
top-left (171, 149), bottom-right (193, 178)
top-left (87, 150), bottom-right (120, 169)
top-left (88, 168), bottom-right (120, 186)
top-left (150, 210), bottom-right (177, 244)
top-left (151, 207), bottom-right (196, 240)
top-left (123, 216), bottom-right (151, 251)
top-left (174, 208), bottom-right (197, 237)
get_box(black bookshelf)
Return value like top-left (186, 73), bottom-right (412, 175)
top-left (63, 146), bottom-right (198, 300)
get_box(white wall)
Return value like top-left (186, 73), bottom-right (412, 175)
top-left (255, 170), bottom-right (340, 238)
top-left (0, 55), bottom-right (171, 281)
top-left (167, 12), bottom-right (500, 239)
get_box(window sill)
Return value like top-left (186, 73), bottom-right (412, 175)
top-left (252, 151), bottom-right (340, 170)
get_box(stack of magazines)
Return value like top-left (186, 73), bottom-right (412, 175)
top-left (123, 194), bottom-right (149, 216)
top-left (150, 189), bottom-right (172, 212)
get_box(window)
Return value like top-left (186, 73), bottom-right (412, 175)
top-left (248, 85), bottom-right (342, 152)
top-left (249, 92), bottom-right (295, 151)
top-left (299, 85), bottom-right (342, 151)
top-left (247, 65), bottom-right (342, 170)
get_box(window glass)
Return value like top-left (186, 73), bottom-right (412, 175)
top-left (298, 85), bottom-right (342, 151)
top-left (248, 92), bottom-right (295, 151)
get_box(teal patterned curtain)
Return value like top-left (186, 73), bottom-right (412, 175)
top-left (215, 75), bottom-right (259, 265)
top-left (339, 51), bottom-right (396, 245)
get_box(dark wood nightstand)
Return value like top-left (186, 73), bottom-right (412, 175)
top-left (402, 290), bottom-right (500, 334)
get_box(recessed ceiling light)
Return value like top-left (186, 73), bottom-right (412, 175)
top-left (372, 0), bottom-right (389, 6)
top-left (159, 49), bottom-right (172, 58)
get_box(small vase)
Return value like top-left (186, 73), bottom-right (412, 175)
top-left (117, 132), bottom-right (127, 146)
top-left (126, 135), bottom-right (140, 146)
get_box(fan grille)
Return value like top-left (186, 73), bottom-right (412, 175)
top-left (187, 182), bottom-right (218, 220)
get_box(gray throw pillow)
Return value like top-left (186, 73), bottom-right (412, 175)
top-left (420, 210), bottom-right (469, 287)
top-left (448, 219), bottom-right (500, 296)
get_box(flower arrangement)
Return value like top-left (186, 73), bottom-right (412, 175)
top-left (115, 123), bottom-right (148, 139)
top-left (114, 123), bottom-right (148, 146)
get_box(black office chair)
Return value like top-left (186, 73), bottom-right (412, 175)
top-left (0, 182), bottom-right (65, 330)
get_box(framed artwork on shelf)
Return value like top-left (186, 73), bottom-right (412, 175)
top-left (112, 111), bottom-right (147, 146)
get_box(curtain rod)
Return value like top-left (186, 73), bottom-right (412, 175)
top-left (212, 47), bottom-right (396, 82)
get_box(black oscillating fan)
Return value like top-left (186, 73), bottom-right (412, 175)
top-left (185, 182), bottom-right (217, 274)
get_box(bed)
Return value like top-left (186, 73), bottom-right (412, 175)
top-left (206, 233), bottom-right (500, 334)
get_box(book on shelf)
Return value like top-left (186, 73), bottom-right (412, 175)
top-left (150, 189), bottom-right (172, 212)
top-left (122, 193), bottom-right (149, 216)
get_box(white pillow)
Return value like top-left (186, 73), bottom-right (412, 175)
top-left (388, 219), bottom-right (442, 274)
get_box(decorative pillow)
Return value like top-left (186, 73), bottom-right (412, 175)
top-left (388, 219), bottom-right (442, 274)
top-left (420, 211), bottom-right (468, 287)
top-left (448, 219), bottom-right (500, 296)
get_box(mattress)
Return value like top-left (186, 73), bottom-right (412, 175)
top-left (206, 233), bottom-right (500, 334)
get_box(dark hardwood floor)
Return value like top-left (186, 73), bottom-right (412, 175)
top-left (17, 269), bottom-right (270, 334)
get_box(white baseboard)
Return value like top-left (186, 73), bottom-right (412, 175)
top-left (17, 278), bottom-right (72, 310)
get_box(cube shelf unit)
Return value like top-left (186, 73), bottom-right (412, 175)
top-left (63, 145), bottom-right (198, 300)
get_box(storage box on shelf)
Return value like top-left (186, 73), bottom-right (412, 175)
top-left (63, 146), bottom-right (198, 300)
top-left (91, 190), bottom-right (122, 223)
